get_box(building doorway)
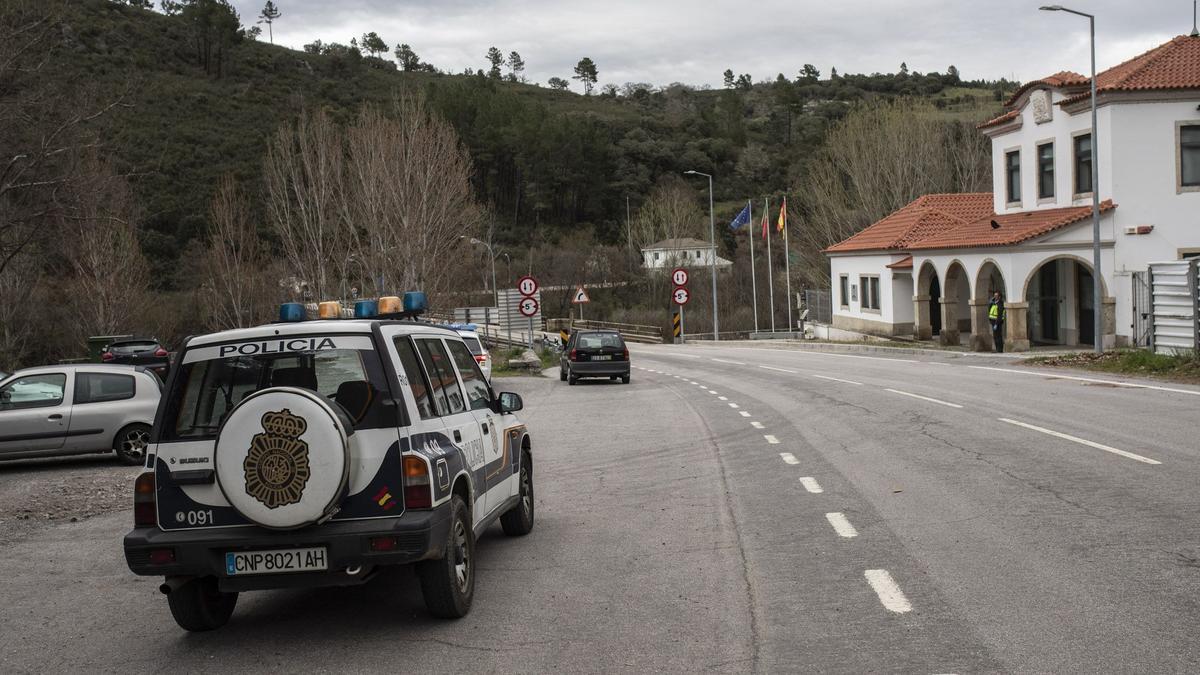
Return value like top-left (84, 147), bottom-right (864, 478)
top-left (1025, 257), bottom-right (1102, 347)
top-left (929, 276), bottom-right (942, 336)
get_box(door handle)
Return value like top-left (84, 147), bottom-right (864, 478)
top-left (47, 414), bottom-right (63, 421)
top-left (481, 423), bottom-right (489, 435)
top-left (453, 430), bottom-right (462, 443)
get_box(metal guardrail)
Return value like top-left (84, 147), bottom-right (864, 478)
top-left (569, 319), bottom-right (663, 344)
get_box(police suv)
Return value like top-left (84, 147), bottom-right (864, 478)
top-left (123, 294), bottom-right (534, 631)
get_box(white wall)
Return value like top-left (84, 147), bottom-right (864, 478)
top-left (830, 254), bottom-right (912, 326)
top-left (642, 247), bottom-right (731, 269)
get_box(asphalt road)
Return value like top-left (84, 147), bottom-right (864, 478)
top-left (2, 342), bottom-right (1199, 673)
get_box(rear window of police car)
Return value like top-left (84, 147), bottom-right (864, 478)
top-left (159, 335), bottom-right (392, 441)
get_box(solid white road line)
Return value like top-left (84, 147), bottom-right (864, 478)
top-left (825, 512), bottom-right (858, 538)
top-left (969, 365), bottom-right (1200, 397)
top-left (799, 477), bottom-right (823, 493)
top-left (764, 435), bottom-right (780, 444)
top-left (811, 374), bottom-right (864, 386)
top-left (738, 411), bottom-right (752, 417)
top-left (998, 418), bottom-right (1162, 465)
top-left (884, 388), bottom-right (964, 409)
top-left (711, 358), bottom-right (746, 365)
top-left (674, 354), bottom-right (702, 359)
top-left (779, 452), bottom-right (799, 465)
top-left (724, 346), bottom-right (919, 364)
top-left (864, 569), bottom-right (912, 614)
top-left (718, 396), bottom-right (728, 401)
top-left (759, 365), bottom-right (799, 374)
top-left (728, 403), bottom-right (740, 409)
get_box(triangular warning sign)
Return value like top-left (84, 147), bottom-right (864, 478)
top-left (572, 286), bottom-right (590, 303)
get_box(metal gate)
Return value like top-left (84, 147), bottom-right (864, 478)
top-left (1131, 271), bottom-right (1153, 348)
top-left (803, 289), bottom-right (832, 324)
top-left (1148, 259), bottom-right (1199, 354)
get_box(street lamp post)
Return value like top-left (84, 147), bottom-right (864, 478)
top-left (684, 170), bottom-right (719, 341)
top-left (1041, 4), bottom-right (1103, 353)
top-left (461, 235), bottom-right (499, 331)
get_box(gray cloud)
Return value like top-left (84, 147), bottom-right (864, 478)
top-left (230, 0), bottom-right (1195, 89)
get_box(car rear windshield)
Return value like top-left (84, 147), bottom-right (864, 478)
top-left (578, 332), bottom-right (624, 349)
top-left (110, 340), bottom-right (158, 354)
top-left (159, 338), bottom-right (392, 441)
top-left (462, 336), bottom-right (484, 355)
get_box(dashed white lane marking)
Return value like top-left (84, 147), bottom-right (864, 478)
top-left (968, 365), bottom-right (1200, 397)
top-left (764, 435), bottom-right (780, 444)
top-left (779, 452), bottom-right (799, 465)
top-left (812, 374), bottom-right (863, 386)
top-left (927, 362), bottom-right (951, 366)
top-left (675, 354), bottom-right (702, 359)
top-left (711, 358), bottom-right (746, 365)
top-left (689, 381), bottom-right (699, 385)
top-left (698, 385), bottom-right (708, 389)
top-left (738, 411), bottom-right (752, 417)
top-left (759, 365), bottom-right (799, 374)
top-left (998, 418), bottom-right (1162, 465)
top-left (750, 421), bottom-right (765, 429)
top-left (718, 396), bottom-right (728, 400)
top-left (825, 512), bottom-right (858, 538)
top-left (864, 569), bottom-right (912, 614)
top-left (728, 402), bottom-right (740, 409)
top-left (708, 390), bottom-right (719, 395)
top-left (799, 477), bottom-right (823, 493)
top-left (884, 388), bottom-right (964, 409)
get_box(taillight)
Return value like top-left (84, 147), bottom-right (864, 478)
top-left (623, 348), bottom-right (629, 360)
top-left (403, 455), bottom-right (431, 509)
top-left (134, 472), bottom-right (156, 527)
top-left (153, 348), bottom-right (168, 357)
top-left (474, 354), bottom-right (488, 363)
top-left (569, 348), bottom-right (577, 361)
top-left (101, 352), bottom-right (114, 362)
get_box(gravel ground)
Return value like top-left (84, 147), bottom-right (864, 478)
top-left (0, 454), bottom-right (141, 545)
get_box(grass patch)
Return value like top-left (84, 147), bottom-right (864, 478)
top-left (1024, 349), bottom-right (1200, 383)
top-left (489, 346), bottom-right (559, 377)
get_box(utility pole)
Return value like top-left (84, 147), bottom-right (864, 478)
top-left (685, 170), bottom-right (719, 341)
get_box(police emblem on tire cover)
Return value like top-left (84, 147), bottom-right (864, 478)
top-left (244, 409), bottom-right (311, 508)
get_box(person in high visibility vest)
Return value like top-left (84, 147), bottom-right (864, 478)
top-left (988, 291), bottom-right (1006, 353)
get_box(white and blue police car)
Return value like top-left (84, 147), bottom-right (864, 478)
top-left (123, 293), bottom-right (534, 631)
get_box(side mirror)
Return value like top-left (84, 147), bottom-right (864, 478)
top-left (0, 390), bottom-right (9, 403)
top-left (497, 391), bottom-right (523, 414)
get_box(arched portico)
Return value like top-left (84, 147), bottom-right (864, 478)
top-left (913, 262), bottom-right (941, 340)
top-left (940, 261), bottom-right (971, 346)
top-left (969, 260), bottom-right (1006, 351)
top-left (1023, 255), bottom-right (1114, 348)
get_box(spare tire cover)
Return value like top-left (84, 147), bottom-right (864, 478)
top-left (214, 387), bottom-right (350, 530)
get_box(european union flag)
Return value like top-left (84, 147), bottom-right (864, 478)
top-left (729, 204), bottom-right (751, 230)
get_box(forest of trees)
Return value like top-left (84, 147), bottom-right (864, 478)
top-left (0, 0), bottom-right (1014, 367)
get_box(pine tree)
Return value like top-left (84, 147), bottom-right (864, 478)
top-left (506, 51), bottom-right (526, 83)
top-left (395, 43), bottom-right (421, 71)
top-left (258, 1), bottom-right (280, 44)
top-left (486, 47), bottom-right (504, 79)
top-left (573, 57), bottom-right (598, 95)
top-left (723, 69), bottom-right (735, 88)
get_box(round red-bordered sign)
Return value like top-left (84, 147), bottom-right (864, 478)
top-left (516, 275), bottom-right (539, 297)
top-left (518, 296), bottom-right (540, 317)
top-left (672, 287), bottom-right (690, 305)
top-left (671, 268), bottom-right (689, 287)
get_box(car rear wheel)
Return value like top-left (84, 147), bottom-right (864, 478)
top-left (167, 576), bottom-right (238, 632)
top-left (621, 375), bottom-right (631, 384)
top-left (114, 424), bottom-right (151, 466)
top-left (500, 452), bottom-right (534, 536)
top-left (417, 496), bottom-right (475, 618)
top-left (567, 367), bottom-right (578, 385)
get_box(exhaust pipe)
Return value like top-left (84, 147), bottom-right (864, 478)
top-left (345, 565), bottom-right (362, 576)
top-left (159, 576), bottom-right (190, 595)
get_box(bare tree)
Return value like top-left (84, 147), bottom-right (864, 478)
top-left (59, 155), bottom-right (152, 349)
top-left (0, 253), bottom-right (44, 367)
top-left (203, 175), bottom-right (277, 329)
top-left (625, 176), bottom-right (704, 254)
top-left (263, 107), bottom-right (351, 300)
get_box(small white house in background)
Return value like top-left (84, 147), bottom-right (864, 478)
top-left (641, 237), bottom-right (733, 270)
top-left (825, 33), bottom-right (1200, 351)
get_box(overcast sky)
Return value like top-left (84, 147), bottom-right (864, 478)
top-left (232, 0), bottom-right (1197, 90)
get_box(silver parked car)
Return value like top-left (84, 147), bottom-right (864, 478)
top-left (0, 364), bottom-right (160, 464)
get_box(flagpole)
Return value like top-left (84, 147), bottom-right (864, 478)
top-left (748, 199), bottom-right (758, 334)
top-left (764, 196), bottom-right (775, 333)
top-left (782, 196), bottom-right (793, 332)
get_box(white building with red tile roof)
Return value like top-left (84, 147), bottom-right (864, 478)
top-left (825, 33), bottom-right (1200, 351)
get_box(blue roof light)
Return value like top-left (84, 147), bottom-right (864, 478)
top-left (404, 292), bottom-right (427, 313)
top-left (279, 303), bottom-right (306, 322)
top-left (354, 300), bottom-right (378, 318)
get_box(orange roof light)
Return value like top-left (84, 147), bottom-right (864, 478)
top-left (377, 296), bottom-right (402, 314)
top-left (318, 301), bottom-right (341, 319)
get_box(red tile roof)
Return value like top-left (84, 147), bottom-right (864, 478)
top-left (825, 194), bottom-right (1117, 253)
top-left (823, 193), bottom-right (993, 253)
top-left (885, 255), bottom-right (913, 270)
top-left (1003, 71), bottom-right (1088, 107)
top-left (1059, 35), bottom-right (1200, 105)
top-left (977, 109), bottom-right (1020, 130)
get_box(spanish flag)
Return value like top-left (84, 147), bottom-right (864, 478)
top-left (777, 196), bottom-right (787, 235)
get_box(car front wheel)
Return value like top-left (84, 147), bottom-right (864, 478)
top-left (500, 452), bottom-right (534, 536)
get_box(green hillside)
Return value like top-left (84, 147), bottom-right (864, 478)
top-left (56, 0), bottom-right (1009, 287)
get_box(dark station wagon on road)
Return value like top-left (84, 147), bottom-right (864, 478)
top-left (559, 330), bottom-right (630, 385)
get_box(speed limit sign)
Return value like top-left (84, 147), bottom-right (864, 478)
top-left (518, 296), bottom-right (540, 317)
top-left (671, 268), bottom-right (689, 287)
top-left (672, 287), bottom-right (690, 305)
top-left (516, 275), bottom-right (539, 297)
